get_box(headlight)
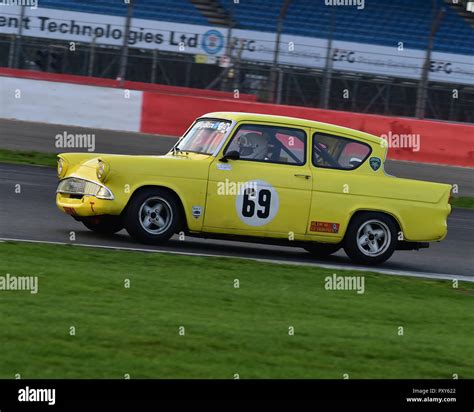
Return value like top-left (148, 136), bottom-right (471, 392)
top-left (57, 157), bottom-right (68, 178)
top-left (96, 160), bottom-right (110, 182)
top-left (57, 177), bottom-right (114, 200)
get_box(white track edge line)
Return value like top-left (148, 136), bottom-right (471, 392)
top-left (0, 237), bottom-right (472, 282)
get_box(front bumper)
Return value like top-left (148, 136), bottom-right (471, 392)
top-left (56, 176), bottom-right (122, 217)
top-left (56, 193), bottom-right (119, 217)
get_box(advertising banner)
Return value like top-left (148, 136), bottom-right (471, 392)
top-left (0, 6), bottom-right (472, 84)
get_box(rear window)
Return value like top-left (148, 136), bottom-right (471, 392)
top-left (312, 133), bottom-right (371, 170)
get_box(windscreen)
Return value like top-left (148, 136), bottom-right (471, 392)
top-left (176, 119), bottom-right (232, 155)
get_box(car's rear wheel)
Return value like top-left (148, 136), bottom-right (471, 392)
top-left (125, 188), bottom-right (182, 244)
top-left (82, 216), bottom-right (124, 234)
top-left (343, 212), bottom-right (398, 265)
top-left (304, 243), bottom-right (341, 258)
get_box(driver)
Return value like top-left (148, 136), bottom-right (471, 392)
top-left (237, 132), bottom-right (270, 160)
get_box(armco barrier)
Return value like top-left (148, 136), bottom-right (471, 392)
top-left (0, 76), bottom-right (143, 132)
top-left (0, 68), bottom-right (257, 101)
top-left (141, 92), bottom-right (474, 167)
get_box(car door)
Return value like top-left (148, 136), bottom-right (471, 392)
top-left (308, 128), bottom-right (372, 240)
top-left (203, 122), bottom-right (313, 238)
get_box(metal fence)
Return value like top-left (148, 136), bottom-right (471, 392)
top-left (0, 8), bottom-right (472, 124)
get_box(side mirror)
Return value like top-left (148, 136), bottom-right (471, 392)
top-left (220, 150), bottom-right (240, 162)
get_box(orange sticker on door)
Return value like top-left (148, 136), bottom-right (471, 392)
top-left (310, 221), bottom-right (340, 233)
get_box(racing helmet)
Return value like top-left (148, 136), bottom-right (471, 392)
top-left (238, 132), bottom-right (269, 159)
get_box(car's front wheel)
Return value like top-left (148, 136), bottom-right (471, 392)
top-left (124, 188), bottom-right (182, 244)
top-left (82, 216), bottom-right (124, 234)
top-left (343, 212), bottom-right (398, 265)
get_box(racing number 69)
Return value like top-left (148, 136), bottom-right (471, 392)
top-left (242, 188), bottom-right (272, 219)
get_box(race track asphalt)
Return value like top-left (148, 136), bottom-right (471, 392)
top-left (0, 163), bottom-right (473, 278)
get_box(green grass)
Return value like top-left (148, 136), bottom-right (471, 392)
top-left (0, 242), bottom-right (472, 379)
top-left (0, 149), bottom-right (57, 167)
top-left (451, 196), bottom-right (474, 209)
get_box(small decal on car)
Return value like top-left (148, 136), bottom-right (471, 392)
top-left (192, 206), bottom-right (203, 219)
top-left (310, 221), bottom-right (340, 233)
top-left (217, 163), bottom-right (232, 171)
top-left (369, 157), bottom-right (382, 171)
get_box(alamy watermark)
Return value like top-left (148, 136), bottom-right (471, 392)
top-left (380, 131), bottom-right (420, 152)
top-left (217, 179), bottom-right (257, 196)
top-left (325, 0), bottom-right (365, 10)
top-left (55, 131), bottom-right (96, 152)
top-left (0, 0), bottom-right (38, 9)
top-left (18, 386), bottom-right (55, 406)
top-left (325, 273), bottom-right (365, 294)
top-left (0, 273), bottom-right (38, 294)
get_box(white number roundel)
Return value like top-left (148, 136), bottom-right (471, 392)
top-left (235, 180), bottom-right (279, 226)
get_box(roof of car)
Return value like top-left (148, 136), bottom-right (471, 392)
top-left (202, 112), bottom-right (382, 144)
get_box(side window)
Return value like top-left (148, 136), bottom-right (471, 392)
top-left (312, 133), bottom-right (371, 170)
top-left (225, 124), bottom-right (306, 165)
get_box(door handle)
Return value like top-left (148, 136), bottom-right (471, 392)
top-left (294, 174), bottom-right (311, 179)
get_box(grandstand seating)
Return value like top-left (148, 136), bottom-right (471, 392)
top-left (220, 0), bottom-right (474, 55)
top-left (39, 0), bottom-right (474, 55)
top-left (39, 0), bottom-right (208, 25)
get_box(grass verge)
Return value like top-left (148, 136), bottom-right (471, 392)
top-left (450, 196), bottom-right (474, 209)
top-left (0, 241), bottom-right (472, 379)
top-left (0, 149), bottom-right (57, 168)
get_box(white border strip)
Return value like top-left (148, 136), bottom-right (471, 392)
top-left (0, 237), bottom-right (471, 282)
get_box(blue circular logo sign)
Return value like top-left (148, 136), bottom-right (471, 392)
top-left (202, 30), bottom-right (224, 55)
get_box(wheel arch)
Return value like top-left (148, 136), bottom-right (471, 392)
top-left (344, 209), bottom-right (403, 239)
top-left (122, 184), bottom-right (188, 231)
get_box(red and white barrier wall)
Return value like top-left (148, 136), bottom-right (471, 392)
top-left (0, 76), bottom-right (143, 132)
top-left (1, 69), bottom-right (473, 167)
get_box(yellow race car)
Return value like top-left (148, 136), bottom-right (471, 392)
top-left (56, 112), bottom-right (452, 265)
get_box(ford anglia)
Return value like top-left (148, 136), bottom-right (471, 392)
top-left (56, 112), bottom-right (452, 265)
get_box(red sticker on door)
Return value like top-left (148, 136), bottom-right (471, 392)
top-left (310, 221), bottom-right (340, 233)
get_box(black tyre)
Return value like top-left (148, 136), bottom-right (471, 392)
top-left (124, 188), bottom-right (182, 244)
top-left (343, 212), bottom-right (398, 265)
top-left (304, 243), bottom-right (341, 258)
top-left (82, 216), bottom-right (124, 234)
